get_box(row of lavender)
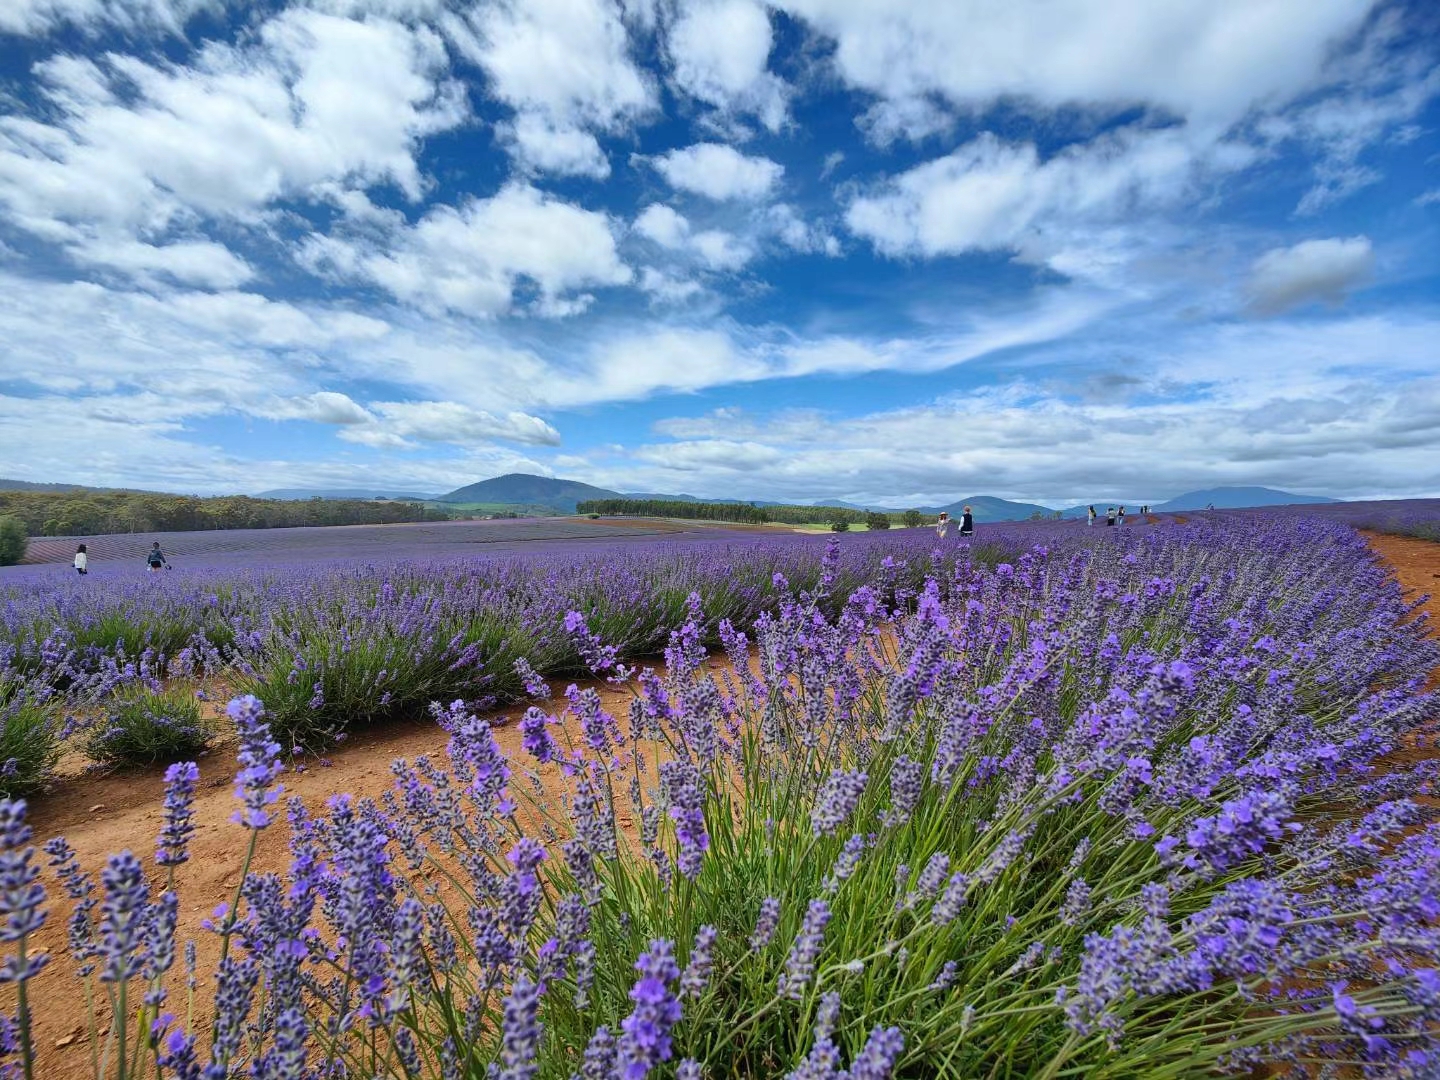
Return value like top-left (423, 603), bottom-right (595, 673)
top-left (3, 514), bottom-right (1440, 1077)
top-left (1217, 497), bottom-right (1440, 542)
top-left (0, 530), bottom-right (1023, 788)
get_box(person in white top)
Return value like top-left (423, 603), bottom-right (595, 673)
top-left (74, 543), bottom-right (88, 575)
top-left (935, 511), bottom-right (951, 539)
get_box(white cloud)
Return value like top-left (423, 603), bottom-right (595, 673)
top-left (446, 0), bottom-right (653, 175)
top-left (501, 114), bottom-right (611, 178)
top-left (68, 236), bottom-right (255, 289)
top-left (634, 203), bottom-right (691, 248)
top-left (637, 266), bottom-right (705, 304)
top-left (844, 128), bottom-right (1252, 275)
top-left (339, 401), bottom-right (562, 449)
top-left (777, 0), bottom-right (1377, 133)
top-left (648, 142), bottom-right (783, 200)
top-left (1244, 236), bottom-right (1375, 316)
top-left (624, 316), bottom-right (1440, 504)
top-left (304, 183), bottom-right (632, 316)
top-left (263, 391), bottom-right (376, 425)
top-left (632, 203), bottom-right (753, 270)
top-left (0, 0), bottom-right (218, 36)
top-left (635, 438), bottom-right (784, 472)
top-left (0, 9), bottom-right (466, 286)
top-left (666, 0), bottom-right (786, 131)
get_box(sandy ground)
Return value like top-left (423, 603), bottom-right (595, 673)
top-left (1365, 531), bottom-right (1440, 692)
top-left (6, 531), bottom-right (1438, 1076)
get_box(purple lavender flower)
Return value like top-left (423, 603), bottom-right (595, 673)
top-left (156, 761), bottom-right (199, 867)
top-left (514, 656), bottom-right (551, 700)
top-left (618, 939), bottom-right (684, 1079)
top-left (780, 899), bottom-right (832, 1001)
top-left (682, 924), bottom-right (717, 1000)
top-left (497, 973), bottom-right (543, 1080)
top-left (813, 770), bottom-right (869, 838)
top-left (0, 799), bottom-right (47, 984)
top-left (660, 760), bottom-right (709, 880)
top-left (518, 706), bottom-right (558, 765)
top-left (97, 850), bottom-right (149, 983)
top-left (1182, 788), bottom-right (1294, 875)
top-left (579, 1025), bottom-right (617, 1080)
top-left (881, 756), bottom-right (923, 827)
top-left (844, 1025), bottom-right (905, 1079)
top-left (228, 695), bottom-right (283, 830)
top-left (751, 896), bottom-right (781, 949)
top-left (826, 834), bottom-right (869, 892)
top-left (158, 1029), bottom-right (201, 1080)
top-left (250, 1007), bottom-right (307, 1080)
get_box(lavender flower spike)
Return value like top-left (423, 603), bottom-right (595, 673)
top-left (497, 973), bottom-right (543, 1080)
top-left (619, 939), bottom-right (683, 1079)
top-left (780, 900), bottom-right (832, 1001)
top-left (156, 762), bottom-right (200, 867)
top-left (813, 771), bottom-right (869, 838)
top-left (0, 799), bottom-right (48, 983)
top-left (228, 695), bottom-right (283, 830)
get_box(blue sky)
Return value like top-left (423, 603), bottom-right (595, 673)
top-left (0, 0), bottom-right (1437, 507)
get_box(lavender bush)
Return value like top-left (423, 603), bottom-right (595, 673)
top-left (83, 686), bottom-right (215, 767)
top-left (3, 516), bottom-right (1439, 1077)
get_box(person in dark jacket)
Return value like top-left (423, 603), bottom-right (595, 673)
top-left (959, 505), bottom-right (974, 536)
top-left (147, 542), bottom-right (168, 572)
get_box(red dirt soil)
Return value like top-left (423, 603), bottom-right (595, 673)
top-left (5, 534), bottom-right (1438, 1077)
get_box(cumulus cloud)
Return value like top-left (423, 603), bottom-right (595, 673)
top-left (776, 0), bottom-right (1377, 133)
top-left (446, 0), bottom-right (653, 175)
top-left (0, 0), bottom-right (218, 36)
top-left (632, 203), bottom-right (753, 270)
top-left (0, 11), bottom-right (464, 235)
top-left (67, 236), bottom-right (255, 289)
top-left (647, 142), bottom-right (783, 200)
top-left (301, 183), bottom-right (631, 316)
top-left (666, 0), bottom-right (787, 131)
top-left (339, 401), bottom-right (562, 449)
top-left (266, 391), bottom-right (375, 425)
top-left (1245, 236), bottom-right (1374, 316)
top-left (844, 128), bottom-right (1243, 269)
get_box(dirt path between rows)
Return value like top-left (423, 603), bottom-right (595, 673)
top-left (7, 531), bottom-right (1438, 1077)
top-left (1364, 531), bottom-right (1440, 691)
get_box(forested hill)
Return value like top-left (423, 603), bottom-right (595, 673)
top-left (0, 488), bottom-right (448, 537)
top-left (577, 497), bottom-right (920, 526)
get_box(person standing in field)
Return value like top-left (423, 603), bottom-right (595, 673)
top-left (74, 543), bottom-right (87, 575)
top-left (1106, 507), bottom-right (1117, 526)
top-left (935, 511), bottom-right (951, 539)
top-left (147, 542), bottom-right (167, 572)
top-left (959, 505), bottom-right (974, 536)
top-left (1118, 505), bottom-right (1127, 525)
top-left (1087, 505), bottom-right (1096, 526)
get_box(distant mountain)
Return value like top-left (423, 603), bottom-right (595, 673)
top-left (0, 478), bottom-right (96, 493)
top-left (931, 496), bottom-right (1056, 522)
top-left (1058, 501), bottom-right (1149, 519)
top-left (624, 492), bottom-right (700, 502)
top-left (437, 474), bottom-right (623, 513)
top-left (1155, 487), bottom-right (1336, 511)
top-left (256, 488), bottom-right (438, 501)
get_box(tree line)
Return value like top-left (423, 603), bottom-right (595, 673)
top-left (576, 498), bottom-right (928, 529)
top-left (0, 490), bottom-right (449, 537)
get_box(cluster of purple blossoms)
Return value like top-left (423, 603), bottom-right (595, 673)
top-left (619, 939), bottom-right (684, 1079)
top-left (812, 770), bottom-right (869, 838)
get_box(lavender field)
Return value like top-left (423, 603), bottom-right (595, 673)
top-left (3, 510), bottom-right (1440, 1077)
